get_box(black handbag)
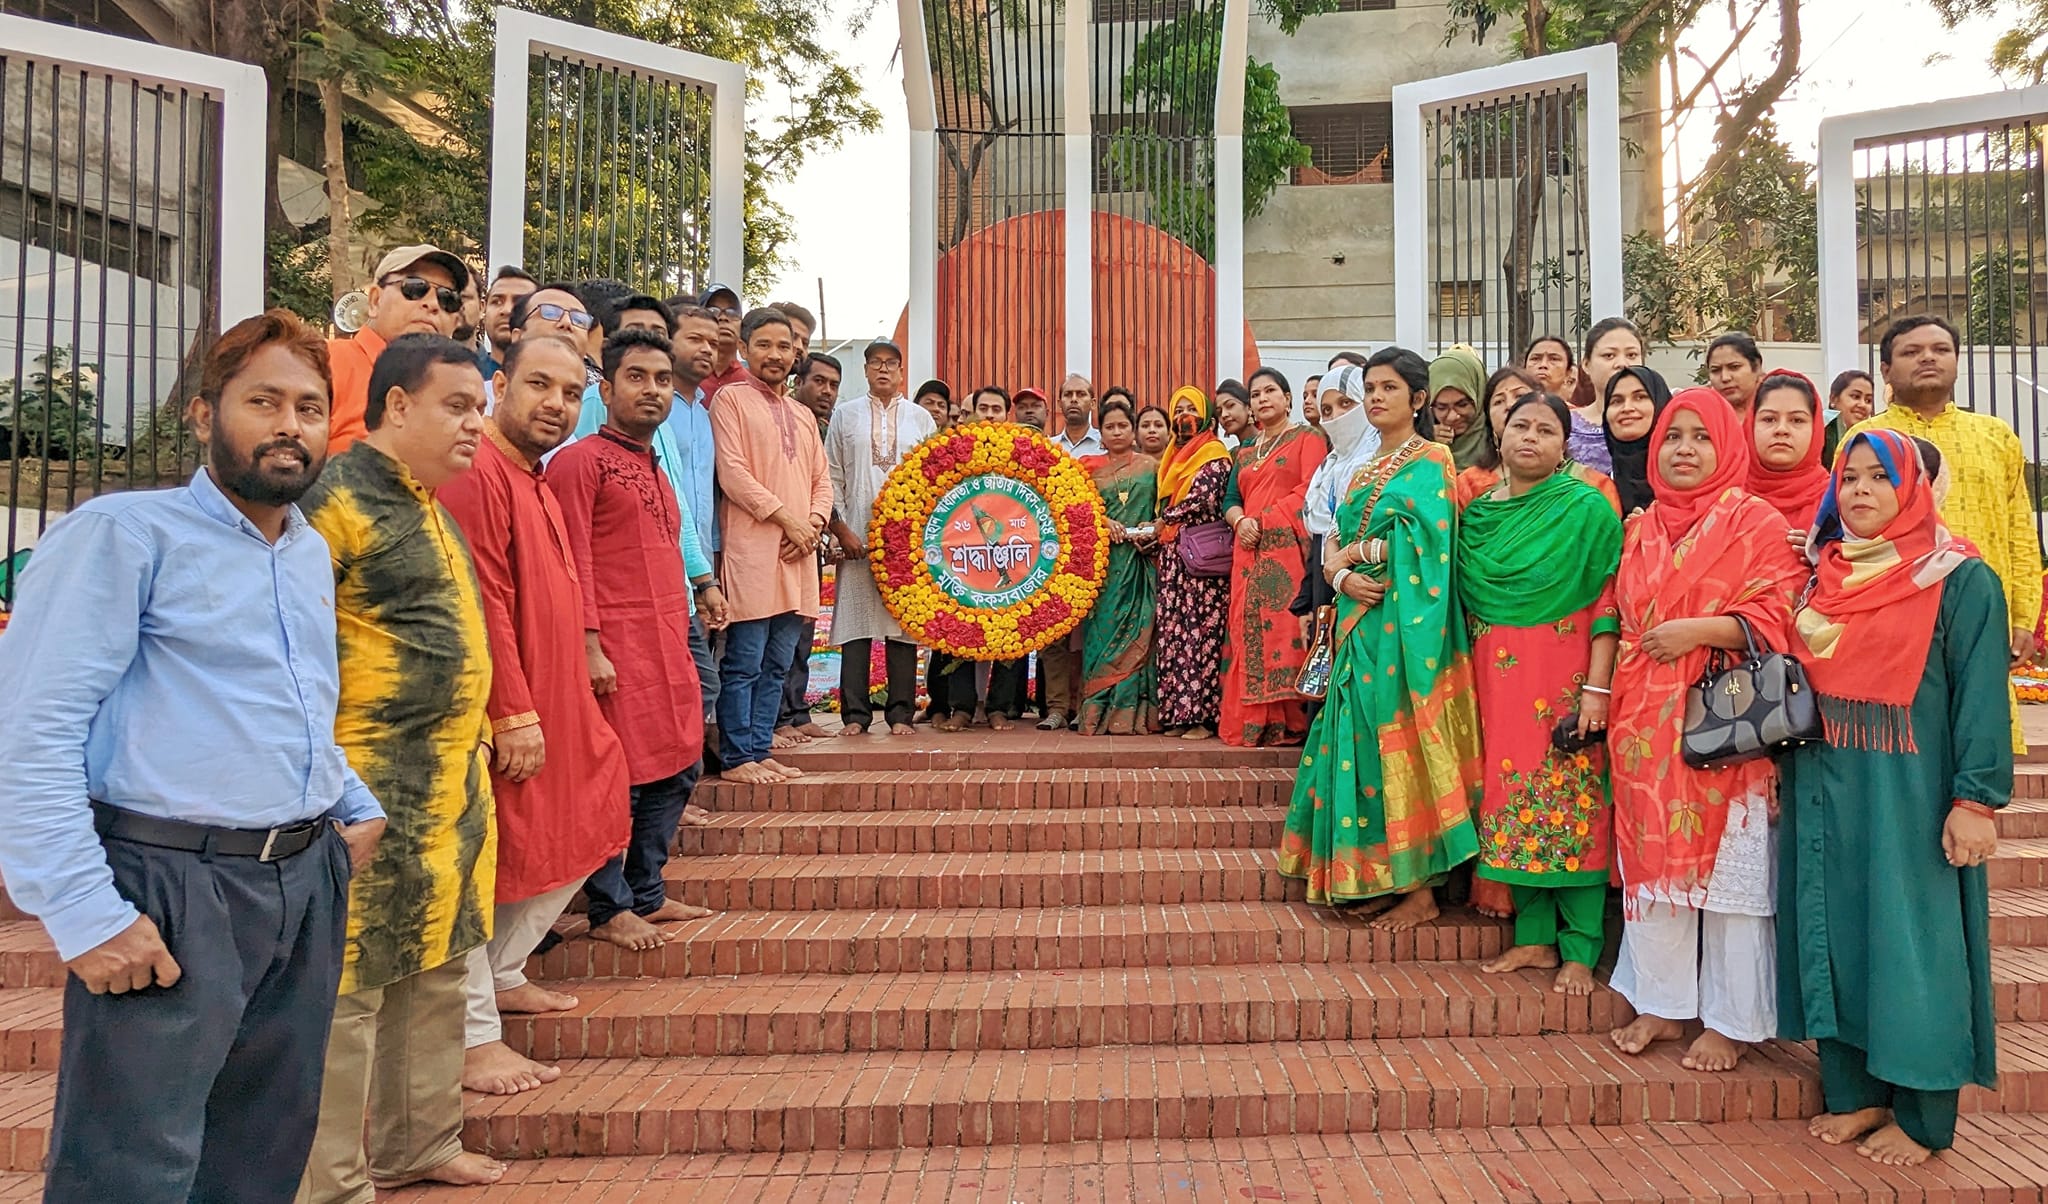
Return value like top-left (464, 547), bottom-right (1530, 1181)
top-left (1680, 616), bottom-right (1821, 769)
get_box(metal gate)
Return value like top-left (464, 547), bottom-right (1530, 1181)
top-left (1391, 45), bottom-right (1622, 361)
top-left (0, 14), bottom-right (264, 604)
top-left (1817, 89), bottom-right (2048, 538)
top-left (488, 6), bottom-right (743, 299)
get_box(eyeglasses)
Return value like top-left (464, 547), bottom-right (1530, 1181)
top-left (707, 306), bottom-right (740, 320)
top-left (523, 302), bottom-right (597, 331)
top-left (380, 275), bottom-right (463, 314)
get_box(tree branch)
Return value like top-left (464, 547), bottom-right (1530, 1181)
top-left (1682, 0), bottom-right (1801, 208)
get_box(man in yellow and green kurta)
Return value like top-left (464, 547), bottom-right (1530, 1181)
top-left (296, 333), bottom-right (505, 1202)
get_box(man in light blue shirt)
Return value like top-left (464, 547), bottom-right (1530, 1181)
top-left (0, 310), bottom-right (386, 1203)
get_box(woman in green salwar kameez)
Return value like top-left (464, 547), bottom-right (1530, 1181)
top-left (1779, 430), bottom-right (2009, 1167)
top-left (1079, 400), bottom-right (1159, 735)
top-left (1278, 347), bottom-right (1483, 933)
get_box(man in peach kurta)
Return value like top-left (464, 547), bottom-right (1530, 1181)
top-left (710, 308), bottom-right (832, 785)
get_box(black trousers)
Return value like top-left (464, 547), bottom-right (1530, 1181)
top-left (45, 824), bottom-right (349, 1204)
top-left (777, 617), bottom-right (815, 729)
top-left (840, 637), bottom-right (919, 729)
top-left (987, 658), bottom-right (1030, 719)
top-left (584, 764), bottom-right (700, 929)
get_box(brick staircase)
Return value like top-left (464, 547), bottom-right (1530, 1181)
top-left (0, 735), bottom-right (2046, 1200)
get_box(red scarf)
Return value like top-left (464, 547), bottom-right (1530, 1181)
top-left (1793, 428), bottom-right (1975, 748)
top-left (1648, 388), bottom-right (1751, 539)
top-left (1743, 368), bottom-right (1830, 529)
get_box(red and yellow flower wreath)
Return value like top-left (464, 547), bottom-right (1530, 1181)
top-left (867, 423), bottom-right (1109, 660)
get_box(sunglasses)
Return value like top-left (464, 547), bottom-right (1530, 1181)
top-left (523, 302), bottom-right (597, 331)
top-left (707, 306), bottom-right (740, 320)
top-left (380, 275), bottom-right (463, 314)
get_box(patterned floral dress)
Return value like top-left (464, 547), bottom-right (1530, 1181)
top-left (1155, 457), bottom-right (1232, 729)
top-left (1219, 427), bottom-right (1327, 746)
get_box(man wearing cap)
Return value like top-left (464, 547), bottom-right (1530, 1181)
top-left (825, 340), bottom-right (935, 736)
top-left (1012, 386), bottom-right (1050, 433)
top-left (329, 245), bottom-right (471, 454)
top-left (699, 283), bottom-right (747, 394)
top-left (914, 379), bottom-right (952, 431)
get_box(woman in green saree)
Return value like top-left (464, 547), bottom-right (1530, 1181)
top-left (1278, 346), bottom-right (1484, 932)
top-left (1079, 400), bottom-right (1160, 735)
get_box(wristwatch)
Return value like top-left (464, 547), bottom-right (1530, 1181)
top-left (693, 578), bottom-right (722, 596)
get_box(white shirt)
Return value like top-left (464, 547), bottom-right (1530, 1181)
top-left (1053, 426), bottom-right (1104, 457)
top-left (825, 394), bottom-right (938, 643)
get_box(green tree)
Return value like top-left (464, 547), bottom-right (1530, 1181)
top-left (1926, 0), bottom-right (2048, 81)
top-left (0, 348), bottom-right (104, 463)
top-left (1969, 246), bottom-right (2030, 344)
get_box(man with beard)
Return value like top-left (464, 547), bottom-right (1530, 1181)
top-left (712, 308), bottom-right (833, 783)
top-left (0, 310), bottom-right (386, 1202)
top-left (298, 334), bottom-right (506, 1199)
top-left (438, 334), bottom-right (635, 1096)
top-left (329, 245), bottom-right (470, 453)
top-left (775, 352), bottom-right (844, 746)
top-left (553, 328), bottom-right (719, 953)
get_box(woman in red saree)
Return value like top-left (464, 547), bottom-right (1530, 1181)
top-left (1606, 387), bottom-right (1806, 1073)
top-left (1220, 367), bottom-right (1328, 746)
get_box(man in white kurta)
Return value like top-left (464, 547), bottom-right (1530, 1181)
top-left (827, 340), bottom-right (937, 735)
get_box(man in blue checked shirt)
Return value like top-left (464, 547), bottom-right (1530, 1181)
top-left (0, 310), bottom-right (387, 1204)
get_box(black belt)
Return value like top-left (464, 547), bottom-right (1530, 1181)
top-left (91, 803), bottom-right (326, 862)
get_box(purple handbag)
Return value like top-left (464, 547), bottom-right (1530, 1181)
top-left (1176, 520), bottom-right (1234, 577)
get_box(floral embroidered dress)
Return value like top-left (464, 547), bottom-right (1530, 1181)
top-left (1279, 437), bottom-right (1483, 904)
top-left (1155, 458), bottom-right (1232, 729)
top-left (1080, 451), bottom-right (1160, 735)
top-left (1220, 426), bottom-right (1327, 746)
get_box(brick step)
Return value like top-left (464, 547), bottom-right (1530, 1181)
top-left (661, 849), bottom-right (1297, 912)
top-left (1994, 889), bottom-right (2048, 948)
top-left (378, 1114), bottom-right (2048, 1203)
top-left (766, 735), bottom-right (1298, 775)
top-left (1993, 839), bottom-right (2048, 890)
top-left (695, 767), bottom-right (1295, 813)
top-left (2015, 761), bottom-right (2048, 791)
top-left (530, 901), bottom-right (1512, 982)
top-left (680, 806), bottom-right (1285, 856)
top-left (2003, 797), bottom-right (2048, 838)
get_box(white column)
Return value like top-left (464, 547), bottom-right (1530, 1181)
top-left (1062, 0), bottom-right (1091, 376)
top-left (898, 0), bottom-right (940, 383)
top-left (1814, 117), bottom-right (1861, 380)
top-left (1389, 84), bottom-right (1429, 352)
top-left (485, 12), bottom-right (532, 278)
top-left (1213, 0), bottom-right (1251, 380)
top-left (1581, 48), bottom-right (1624, 325)
top-left (708, 78), bottom-right (747, 291)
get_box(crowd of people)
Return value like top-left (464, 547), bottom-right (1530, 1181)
top-left (0, 225), bottom-right (2031, 1200)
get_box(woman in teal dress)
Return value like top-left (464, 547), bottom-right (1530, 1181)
top-left (1078, 399), bottom-right (1159, 735)
top-left (1779, 429), bottom-right (2010, 1167)
top-left (1278, 347), bottom-right (1483, 933)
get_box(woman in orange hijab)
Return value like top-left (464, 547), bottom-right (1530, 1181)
top-left (1153, 385), bottom-right (1235, 739)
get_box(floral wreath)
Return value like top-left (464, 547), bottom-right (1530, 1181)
top-left (868, 423), bottom-right (1109, 660)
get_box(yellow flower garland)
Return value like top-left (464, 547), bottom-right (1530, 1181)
top-left (867, 423), bottom-right (1110, 661)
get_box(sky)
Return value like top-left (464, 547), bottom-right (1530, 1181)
top-left (757, 0), bottom-right (2020, 340)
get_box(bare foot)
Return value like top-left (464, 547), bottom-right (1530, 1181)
top-left (1473, 905), bottom-right (1512, 919)
top-left (495, 982), bottom-right (579, 1014)
top-left (1553, 962), bottom-right (1597, 996)
top-left (771, 727), bottom-right (806, 749)
top-left (890, 723), bottom-right (916, 736)
top-left (1180, 726), bottom-right (1214, 741)
top-left (1479, 944), bottom-right (1560, 975)
top-left (1610, 1013), bottom-right (1685, 1055)
top-left (935, 715), bottom-right (965, 732)
top-left (1369, 890), bottom-right (1439, 932)
top-left (838, 723), bottom-right (866, 738)
top-left (722, 761), bottom-right (784, 785)
top-left (589, 911), bottom-right (666, 952)
top-left (676, 809), bottom-right (712, 827)
top-left (645, 898), bottom-right (715, 923)
top-left (990, 714), bottom-right (1014, 732)
top-left (797, 722), bottom-right (830, 738)
top-left (1335, 895), bottom-right (1396, 918)
top-left (461, 1040), bottom-right (562, 1095)
top-left (1811, 1107), bottom-right (1890, 1146)
top-left (1682, 1028), bottom-right (1748, 1073)
top-left (761, 758), bottom-right (805, 779)
top-left (684, 803), bottom-right (712, 821)
top-left (373, 1150), bottom-right (508, 1190)
top-left (1858, 1123), bottom-right (1935, 1166)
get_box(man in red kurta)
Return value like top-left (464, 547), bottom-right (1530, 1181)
top-left (552, 326), bottom-right (717, 954)
top-left (436, 334), bottom-right (632, 1097)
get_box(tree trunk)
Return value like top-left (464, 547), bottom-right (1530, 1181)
top-left (321, 70), bottom-right (353, 298)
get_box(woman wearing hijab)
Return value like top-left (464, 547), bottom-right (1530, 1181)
top-left (1077, 399), bottom-right (1160, 736)
top-left (1606, 388), bottom-right (1806, 1073)
top-left (1154, 385), bottom-right (1236, 740)
top-left (1291, 366), bottom-right (1379, 663)
top-left (1219, 367), bottom-right (1327, 747)
top-left (1747, 370), bottom-right (1831, 548)
top-left (1462, 392), bottom-right (1624, 996)
top-left (1777, 430), bottom-right (2009, 1167)
top-left (1278, 347), bottom-right (1482, 933)
top-left (1429, 345), bottom-right (1490, 472)
top-left (1601, 365), bottom-right (1672, 518)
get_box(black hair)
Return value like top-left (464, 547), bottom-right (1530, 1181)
top-left (1523, 334), bottom-right (1576, 368)
top-left (800, 352), bottom-right (843, 380)
top-left (1247, 366), bottom-right (1291, 399)
top-left (1503, 390), bottom-right (1573, 437)
top-left (1214, 378), bottom-right (1251, 408)
top-left (1473, 365), bottom-right (1543, 472)
top-left (739, 306), bottom-right (793, 344)
top-left (580, 278), bottom-right (632, 308)
top-left (1912, 435), bottom-right (1945, 480)
top-left (1707, 330), bottom-right (1763, 369)
top-left (1365, 346), bottom-right (1435, 439)
top-left (511, 281), bottom-right (586, 330)
top-left (601, 326), bottom-right (674, 383)
top-left (1829, 368), bottom-right (1874, 400)
top-left (1879, 314), bottom-right (1961, 366)
top-left (601, 294), bottom-right (675, 337)
top-left (491, 264), bottom-right (535, 287)
top-left (1326, 350), bottom-right (1367, 370)
top-left (1100, 385), bottom-right (1136, 411)
top-left (973, 384), bottom-right (1011, 410)
top-left (771, 300), bottom-right (817, 334)
top-left (1097, 398), bottom-right (1137, 431)
top-left (1755, 371), bottom-right (1819, 414)
top-left (365, 333), bottom-right (480, 430)
top-left (498, 332), bottom-right (585, 380)
top-left (1583, 316), bottom-right (1644, 362)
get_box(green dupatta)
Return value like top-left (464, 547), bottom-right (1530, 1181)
top-left (1082, 454), bottom-right (1159, 710)
top-left (1455, 471), bottom-right (1621, 629)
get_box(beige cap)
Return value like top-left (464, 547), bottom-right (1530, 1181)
top-left (371, 244), bottom-right (470, 291)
